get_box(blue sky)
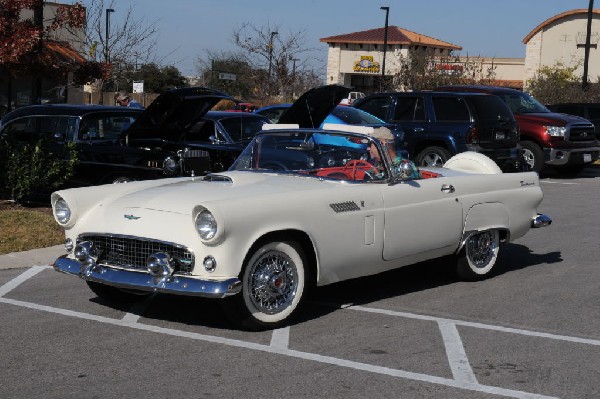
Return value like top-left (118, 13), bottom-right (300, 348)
top-left (108, 0), bottom-right (589, 76)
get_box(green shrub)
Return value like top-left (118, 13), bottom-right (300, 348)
top-left (1, 137), bottom-right (78, 203)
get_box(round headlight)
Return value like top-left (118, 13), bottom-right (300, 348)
top-left (54, 197), bottom-right (71, 225)
top-left (163, 157), bottom-right (178, 175)
top-left (195, 210), bottom-right (217, 241)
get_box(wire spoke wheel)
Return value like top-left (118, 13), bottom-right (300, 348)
top-left (456, 230), bottom-right (500, 281)
top-left (248, 250), bottom-right (298, 315)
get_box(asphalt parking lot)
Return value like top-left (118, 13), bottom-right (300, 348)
top-left (0, 166), bottom-right (599, 399)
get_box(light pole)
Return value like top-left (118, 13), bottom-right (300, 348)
top-left (268, 31), bottom-right (278, 78)
top-left (380, 6), bottom-right (390, 91)
top-left (105, 8), bottom-right (115, 63)
top-left (582, 0), bottom-right (594, 90)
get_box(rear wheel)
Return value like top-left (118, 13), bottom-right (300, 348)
top-left (416, 146), bottom-right (451, 167)
top-left (520, 141), bottom-right (545, 173)
top-left (456, 230), bottom-right (500, 281)
top-left (221, 241), bottom-right (306, 330)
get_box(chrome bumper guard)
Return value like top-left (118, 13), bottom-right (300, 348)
top-left (531, 213), bottom-right (552, 228)
top-left (53, 255), bottom-right (241, 298)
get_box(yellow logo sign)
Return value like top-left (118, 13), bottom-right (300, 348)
top-left (353, 56), bottom-right (380, 73)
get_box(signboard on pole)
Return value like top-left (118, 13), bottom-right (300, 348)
top-left (132, 80), bottom-right (144, 93)
top-left (218, 72), bottom-right (236, 81)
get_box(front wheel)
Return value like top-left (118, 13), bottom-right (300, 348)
top-left (221, 241), bottom-right (306, 330)
top-left (416, 146), bottom-right (451, 167)
top-left (520, 141), bottom-right (545, 173)
top-left (456, 230), bottom-right (500, 281)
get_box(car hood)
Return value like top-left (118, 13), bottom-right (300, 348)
top-left (515, 112), bottom-right (593, 125)
top-left (277, 85), bottom-right (352, 128)
top-left (122, 87), bottom-right (234, 142)
top-left (105, 171), bottom-right (338, 214)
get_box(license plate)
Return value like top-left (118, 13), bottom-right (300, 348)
top-left (583, 153), bottom-right (592, 163)
top-left (495, 132), bottom-right (506, 140)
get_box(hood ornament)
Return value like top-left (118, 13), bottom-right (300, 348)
top-left (124, 214), bottom-right (141, 220)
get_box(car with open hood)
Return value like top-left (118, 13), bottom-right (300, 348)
top-left (51, 120), bottom-right (551, 330)
top-left (0, 88), bottom-right (271, 196)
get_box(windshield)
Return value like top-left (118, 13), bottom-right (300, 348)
top-left (219, 116), bottom-right (270, 143)
top-left (498, 92), bottom-right (549, 114)
top-left (230, 130), bottom-right (401, 182)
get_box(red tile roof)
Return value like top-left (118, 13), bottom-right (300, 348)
top-left (45, 41), bottom-right (86, 63)
top-left (320, 26), bottom-right (462, 50)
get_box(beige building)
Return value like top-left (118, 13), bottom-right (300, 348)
top-left (523, 9), bottom-right (600, 83)
top-left (320, 9), bottom-right (600, 92)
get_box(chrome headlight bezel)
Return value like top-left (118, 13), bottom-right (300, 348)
top-left (545, 125), bottom-right (567, 137)
top-left (193, 206), bottom-right (225, 245)
top-left (53, 196), bottom-right (72, 225)
top-left (195, 210), bottom-right (218, 241)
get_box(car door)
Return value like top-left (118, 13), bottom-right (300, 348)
top-left (381, 177), bottom-right (463, 261)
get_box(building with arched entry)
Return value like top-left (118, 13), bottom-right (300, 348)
top-left (523, 9), bottom-right (600, 84)
top-left (320, 9), bottom-right (600, 93)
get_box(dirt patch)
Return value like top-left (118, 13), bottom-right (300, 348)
top-left (0, 200), bottom-right (53, 215)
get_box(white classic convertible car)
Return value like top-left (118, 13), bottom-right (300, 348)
top-left (52, 120), bottom-right (551, 330)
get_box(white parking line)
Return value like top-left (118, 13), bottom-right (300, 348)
top-left (346, 305), bottom-right (600, 346)
top-left (0, 268), bottom-right (564, 399)
top-left (0, 266), bottom-right (50, 297)
top-left (270, 327), bottom-right (291, 349)
top-left (122, 295), bottom-right (155, 324)
top-left (0, 296), bottom-right (558, 399)
top-left (438, 320), bottom-right (478, 384)
top-left (540, 180), bottom-right (579, 185)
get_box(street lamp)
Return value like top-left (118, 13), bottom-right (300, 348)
top-left (106, 8), bottom-right (115, 63)
top-left (268, 31), bottom-right (278, 78)
top-left (380, 6), bottom-right (390, 91)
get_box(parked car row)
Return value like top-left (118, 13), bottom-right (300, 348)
top-left (2, 84), bottom-right (599, 203)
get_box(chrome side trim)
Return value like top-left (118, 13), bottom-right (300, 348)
top-left (53, 256), bottom-right (241, 298)
top-left (531, 213), bottom-right (552, 228)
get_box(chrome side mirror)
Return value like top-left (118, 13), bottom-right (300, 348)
top-left (398, 160), bottom-right (416, 180)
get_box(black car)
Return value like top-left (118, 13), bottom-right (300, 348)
top-left (353, 91), bottom-right (523, 171)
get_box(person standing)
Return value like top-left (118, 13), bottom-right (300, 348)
top-left (114, 92), bottom-right (144, 109)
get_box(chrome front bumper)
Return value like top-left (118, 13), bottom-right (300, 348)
top-left (54, 255), bottom-right (241, 298)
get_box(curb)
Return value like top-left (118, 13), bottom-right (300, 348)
top-left (0, 245), bottom-right (64, 270)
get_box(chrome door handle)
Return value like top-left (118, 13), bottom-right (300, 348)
top-left (441, 184), bottom-right (455, 193)
top-left (414, 127), bottom-right (425, 133)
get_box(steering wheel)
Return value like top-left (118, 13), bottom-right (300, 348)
top-left (343, 160), bottom-right (379, 181)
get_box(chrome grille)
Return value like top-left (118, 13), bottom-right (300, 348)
top-left (78, 234), bottom-right (194, 274)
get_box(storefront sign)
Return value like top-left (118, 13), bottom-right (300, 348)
top-left (353, 56), bottom-right (380, 73)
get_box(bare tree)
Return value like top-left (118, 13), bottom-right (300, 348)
top-left (60, 0), bottom-right (160, 99)
top-left (231, 22), bottom-right (319, 100)
top-left (392, 50), bottom-right (496, 91)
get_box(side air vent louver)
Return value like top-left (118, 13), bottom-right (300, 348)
top-left (182, 149), bottom-right (209, 158)
top-left (330, 201), bottom-right (360, 213)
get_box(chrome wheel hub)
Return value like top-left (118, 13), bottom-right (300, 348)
top-left (423, 153), bottom-right (444, 167)
top-left (248, 251), bottom-right (298, 314)
top-left (522, 149), bottom-right (535, 169)
top-left (467, 231), bottom-right (496, 268)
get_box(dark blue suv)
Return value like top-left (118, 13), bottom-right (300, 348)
top-left (353, 91), bottom-right (523, 171)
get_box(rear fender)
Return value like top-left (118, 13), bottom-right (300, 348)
top-left (459, 202), bottom-right (509, 252)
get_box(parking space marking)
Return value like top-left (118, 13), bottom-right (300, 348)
top-left (0, 266), bottom-right (50, 298)
top-left (438, 320), bottom-right (478, 384)
top-left (540, 180), bottom-right (579, 185)
top-left (0, 268), bottom-right (561, 399)
top-left (121, 295), bottom-right (156, 324)
top-left (346, 305), bottom-right (600, 346)
top-left (270, 327), bottom-right (291, 349)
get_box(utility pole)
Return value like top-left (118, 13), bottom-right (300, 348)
top-left (380, 6), bottom-right (390, 92)
top-left (33, 0), bottom-right (44, 105)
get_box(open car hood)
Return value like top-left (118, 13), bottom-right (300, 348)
top-left (123, 87), bottom-right (234, 142)
top-left (277, 85), bottom-right (351, 128)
